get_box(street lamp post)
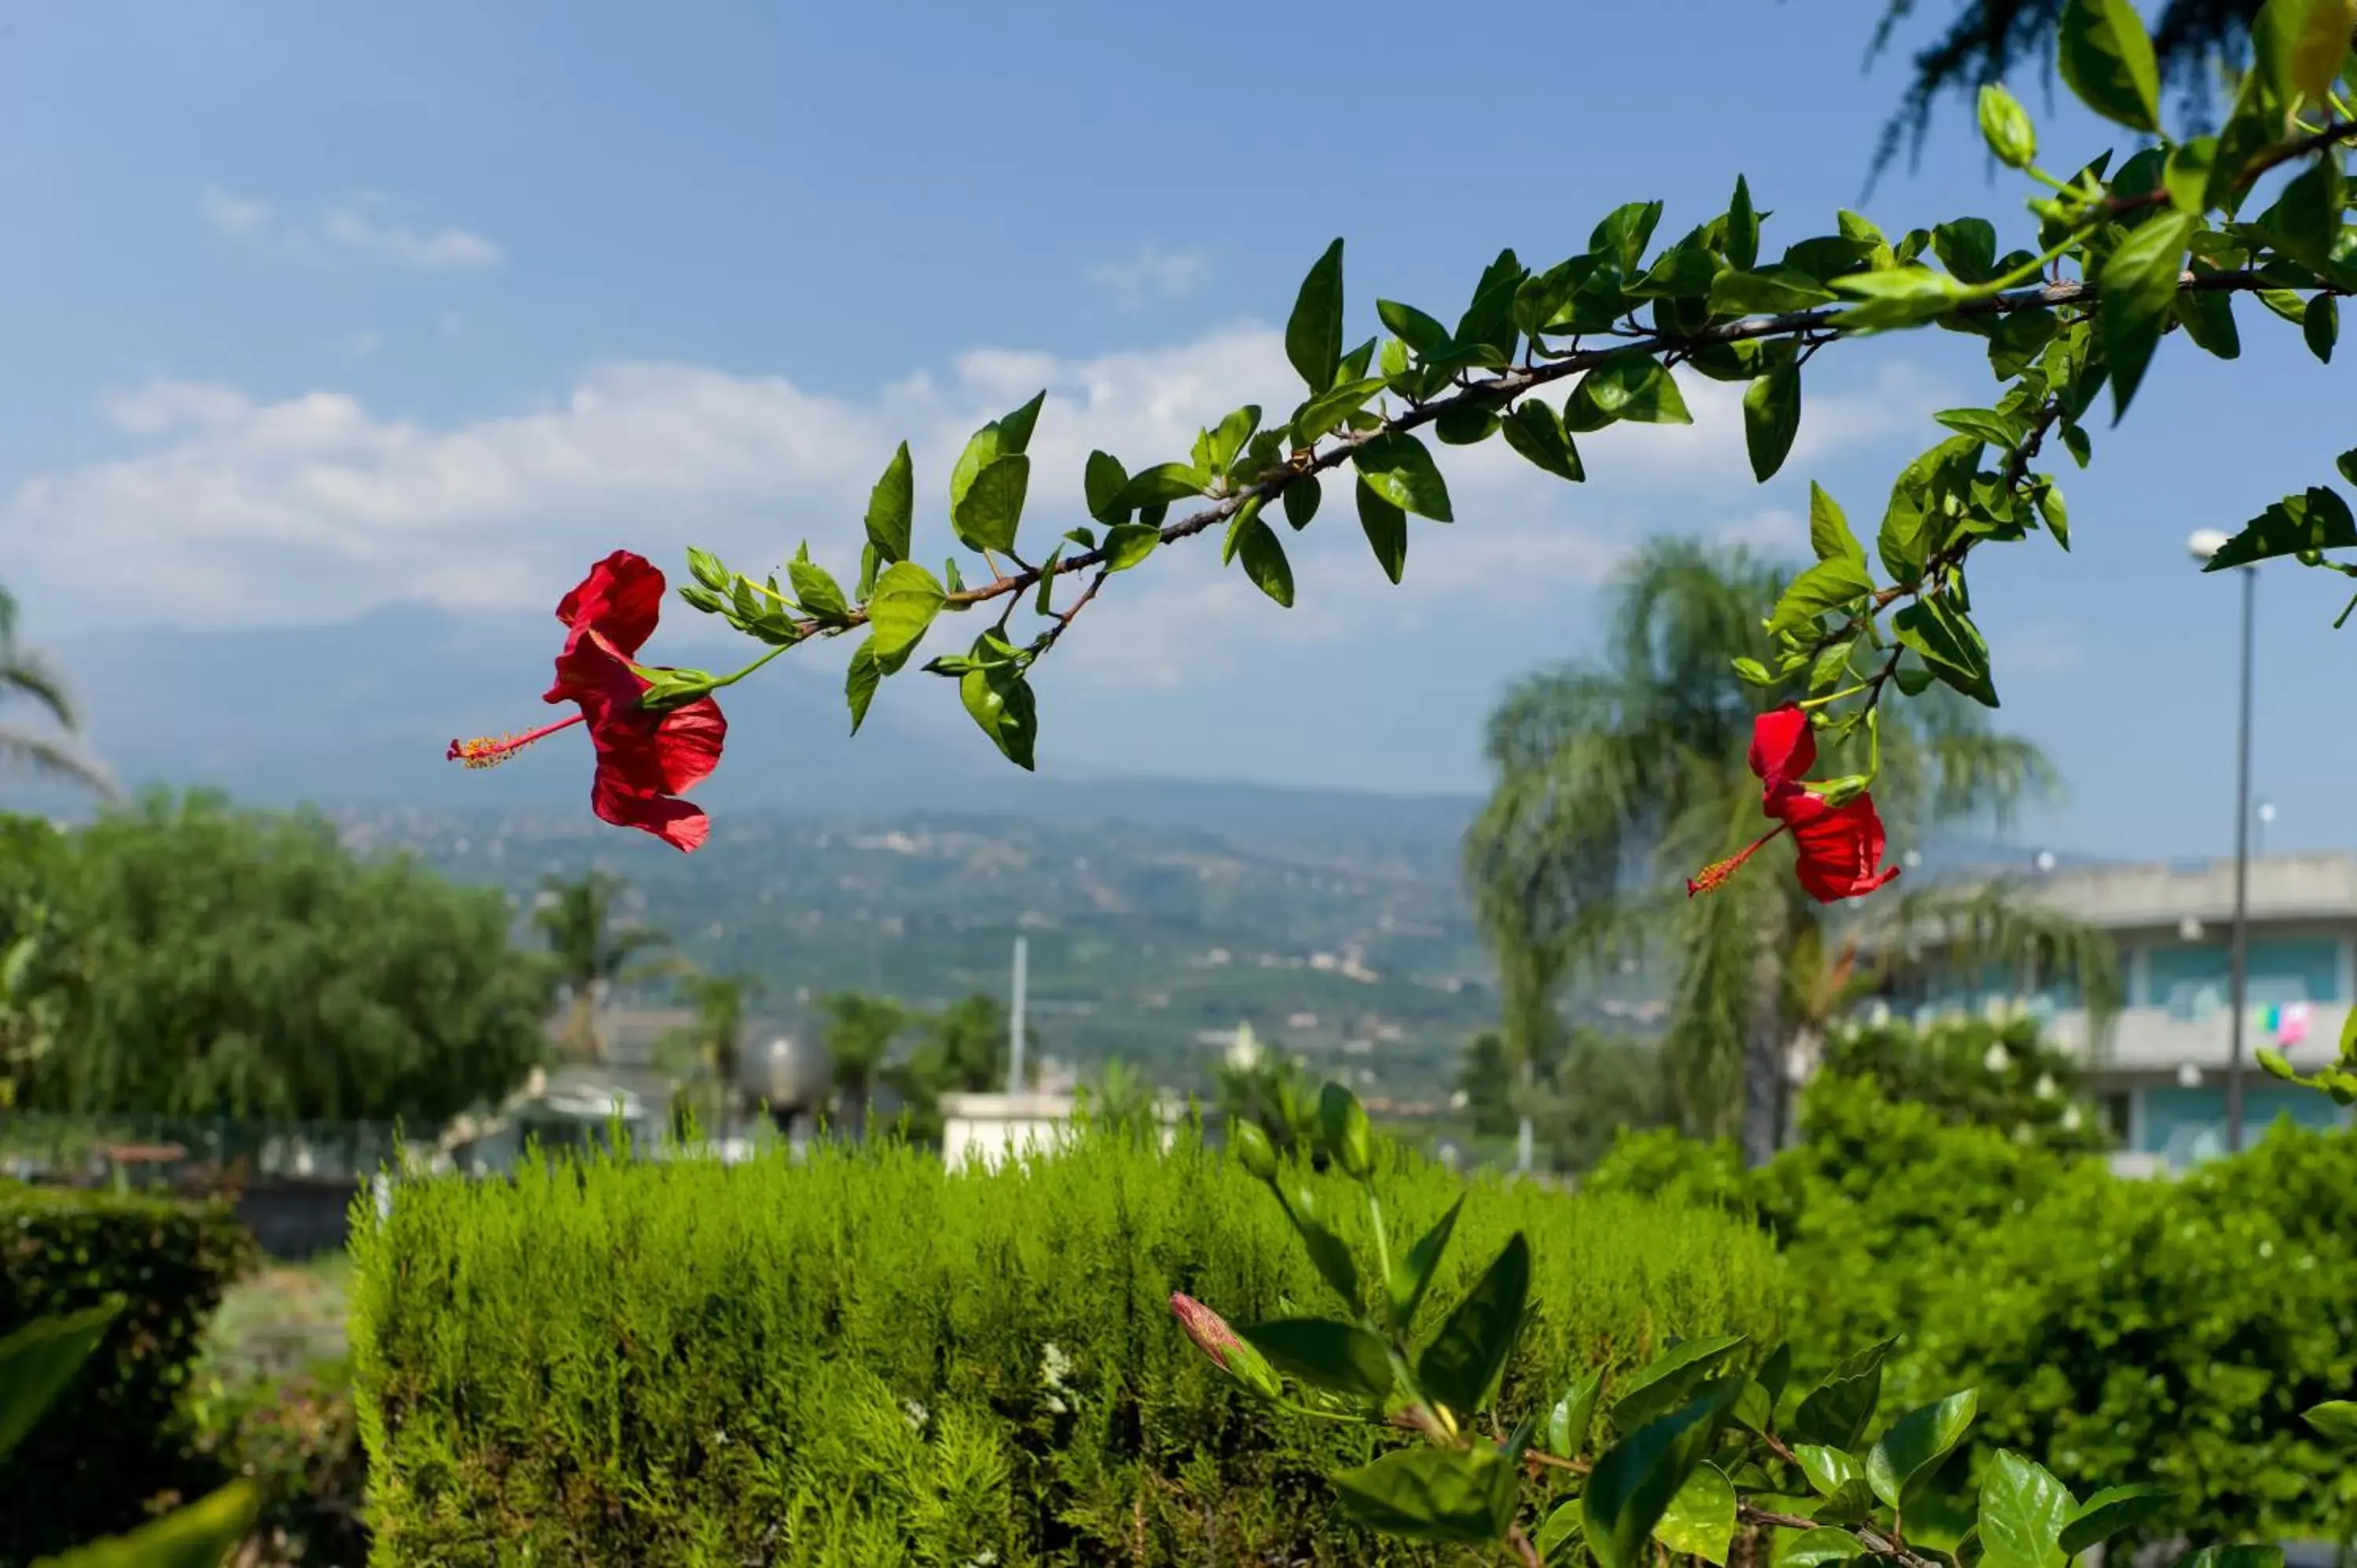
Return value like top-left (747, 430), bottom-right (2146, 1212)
top-left (2187, 529), bottom-right (2254, 1154)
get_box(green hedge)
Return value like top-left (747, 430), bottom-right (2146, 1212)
top-left (0, 1181), bottom-right (258, 1565)
top-left (1590, 1075), bottom-right (2357, 1549)
top-left (351, 1133), bottom-right (1784, 1566)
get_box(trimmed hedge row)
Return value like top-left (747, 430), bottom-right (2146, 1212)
top-left (0, 1182), bottom-right (257, 1565)
top-left (350, 1133), bottom-right (1784, 1566)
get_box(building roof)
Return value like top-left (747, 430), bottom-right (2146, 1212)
top-left (2014, 852), bottom-right (2357, 930)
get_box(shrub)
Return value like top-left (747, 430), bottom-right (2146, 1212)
top-left (188, 1353), bottom-right (366, 1567)
top-left (350, 1131), bottom-right (1784, 1566)
top-left (0, 1181), bottom-right (257, 1564)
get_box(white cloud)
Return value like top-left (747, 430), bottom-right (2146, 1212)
top-left (318, 206), bottom-right (502, 271)
top-left (336, 329), bottom-right (387, 359)
top-left (11, 327), bottom-right (1950, 684)
top-left (197, 186), bottom-right (502, 272)
top-left (1084, 245), bottom-right (1210, 306)
top-left (200, 184), bottom-right (273, 238)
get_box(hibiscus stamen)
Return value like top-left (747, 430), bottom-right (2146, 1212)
top-left (1686, 824), bottom-right (1787, 899)
top-left (447, 714), bottom-right (584, 771)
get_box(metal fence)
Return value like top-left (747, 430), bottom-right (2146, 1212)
top-left (0, 1112), bottom-right (405, 1191)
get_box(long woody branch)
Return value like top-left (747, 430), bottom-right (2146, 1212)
top-left (785, 261), bottom-right (2349, 646)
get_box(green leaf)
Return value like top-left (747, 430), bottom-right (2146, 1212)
top-left (1781, 235), bottom-right (1879, 284)
top-left (1417, 1233), bottom-right (1530, 1420)
top-left (1235, 515), bottom-right (1295, 609)
top-left (2304, 1401), bottom-right (2357, 1443)
top-left (995, 390), bottom-right (1046, 455)
top-left (1534, 1499), bottom-right (1585, 1564)
top-left (1278, 1181), bottom-right (1362, 1309)
top-left (959, 661), bottom-right (1037, 770)
top-left (1766, 557), bottom-right (1874, 636)
top-left (1732, 656), bottom-right (1774, 687)
top-left (1810, 484), bottom-right (1866, 565)
top-left (685, 544), bottom-right (730, 592)
top-left (1546, 1365), bottom-right (1605, 1458)
top-left (1102, 522), bottom-right (1160, 572)
top-left (1866, 1390), bottom-right (1978, 1510)
top-left (1791, 1340), bottom-right (1894, 1449)
top-left (1831, 266), bottom-right (1969, 332)
top-left (1201, 404), bottom-right (1263, 477)
top-left (1083, 449), bottom-right (1128, 523)
top-left (1654, 1464), bottom-right (1736, 1566)
top-left (1285, 239), bottom-right (1346, 392)
top-left (1628, 232), bottom-right (1724, 301)
top-left (1578, 350), bottom-right (1691, 425)
top-left (1590, 200), bottom-right (1664, 274)
top-left (1455, 247), bottom-right (1526, 358)
top-left (1978, 83), bottom-right (2038, 168)
top-left (1376, 299), bottom-right (1454, 358)
top-left (1435, 402), bottom-right (1502, 445)
top-left (1292, 376), bottom-right (1390, 446)
top-left (2305, 294), bottom-right (2339, 363)
top-left (1934, 408), bottom-right (2025, 449)
top-left (2058, 0), bottom-right (2161, 131)
top-left (2258, 0), bottom-right (2357, 104)
top-left (2035, 481), bottom-right (2071, 549)
top-left (1501, 400), bottom-right (1585, 481)
top-left (1709, 266), bottom-right (1838, 316)
top-left (38, 1480), bottom-right (262, 1568)
top-left (1283, 474), bottom-right (1323, 529)
top-left (2341, 447), bottom-right (2357, 488)
top-left (2062, 423), bottom-right (2094, 467)
top-left (1584, 1383), bottom-right (1742, 1568)
top-left (2260, 158), bottom-right (2343, 272)
top-left (867, 561), bottom-right (948, 661)
top-left (1725, 175), bottom-right (1761, 271)
top-left (1357, 479), bottom-right (1409, 584)
top-left (2097, 209), bottom-right (2195, 422)
top-left (1612, 1335), bottom-right (1748, 1431)
top-left (1111, 462), bottom-right (1208, 515)
top-left (1932, 219), bottom-right (2000, 284)
top-left (2205, 485), bottom-right (2357, 569)
top-left (952, 453), bottom-right (1032, 555)
top-left (845, 642), bottom-right (881, 735)
top-left (1978, 1449), bottom-right (2074, 1568)
top-left (0, 1301), bottom-right (119, 1461)
top-left (1354, 432), bottom-right (1453, 521)
top-left (2176, 288), bottom-right (2242, 358)
top-left (1389, 1195), bottom-right (1463, 1328)
top-left (1236, 1318), bottom-right (1393, 1401)
top-left (1783, 1528), bottom-right (1871, 1568)
top-left (1893, 596), bottom-right (1998, 706)
top-left (1794, 1444), bottom-right (1864, 1498)
top-left (1743, 357), bottom-right (1802, 482)
top-left (786, 548), bottom-right (848, 621)
top-left (864, 441), bottom-right (915, 562)
top-left (2058, 1484), bottom-right (2176, 1555)
top-left (1332, 1442), bottom-right (1517, 1544)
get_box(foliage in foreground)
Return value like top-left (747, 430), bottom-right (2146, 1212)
top-left (1181, 1079), bottom-right (2357, 1566)
top-left (0, 1183), bottom-right (262, 1567)
top-left (1589, 1073), bottom-right (2357, 1548)
top-left (349, 1128), bottom-right (1782, 1565)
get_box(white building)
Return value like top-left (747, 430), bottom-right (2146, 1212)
top-left (1880, 852), bottom-right (2357, 1168)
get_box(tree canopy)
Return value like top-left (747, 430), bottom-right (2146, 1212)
top-left (0, 791), bottom-right (551, 1123)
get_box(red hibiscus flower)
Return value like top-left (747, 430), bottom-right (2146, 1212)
top-left (448, 551), bottom-right (727, 852)
top-left (1687, 703), bottom-right (1901, 903)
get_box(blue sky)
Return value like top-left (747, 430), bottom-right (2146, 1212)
top-left (2, 0), bottom-right (2350, 861)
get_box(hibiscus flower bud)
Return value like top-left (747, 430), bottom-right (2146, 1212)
top-left (1168, 1293), bottom-right (1281, 1401)
top-left (1230, 1119), bottom-right (1280, 1183)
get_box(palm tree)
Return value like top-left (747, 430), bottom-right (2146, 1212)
top-left (657, 970), bottom-right (762, 1137)
top-left (816, 991), bottom-right (906, 1140)
top-left (532, 870), bottom-right (673, 1062)
top-left (0, 584), bottom-right (115, 800)
top-left (1463, 537), bottom-right (2101, 1167)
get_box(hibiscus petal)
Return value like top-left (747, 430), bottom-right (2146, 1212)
top-left (590, 767), bottom-right (711, 852)
top-left (554, 550), bottom-right (666, 659)
top-left (1784, 791), bottom-right (1900, 903)
top-left (1747, 705), bottom-right (1816, 797)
